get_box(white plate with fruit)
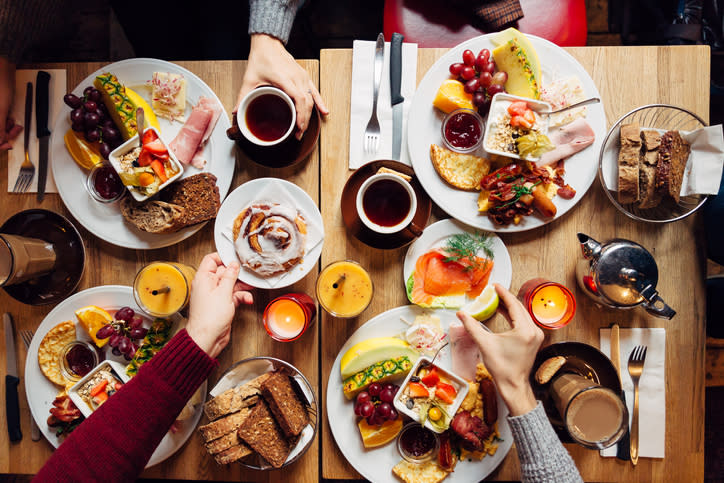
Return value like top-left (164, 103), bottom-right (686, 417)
top-left (24, 285), bottom-right (206, 468)
top-left (50, 58), bottom-right (235, 249)
top-left (407, 30), bottom-right (606, 232)
top-left (326, 305), bottom-right (513, 483)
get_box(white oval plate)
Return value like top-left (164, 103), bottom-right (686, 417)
top-left (24, 285), bottom-right (206, 468)
top-left (326, 305), bottom-right (513, 483)
top-left (50, 58), bottom-right (235, 249)
top-left (407, 34), bottom-right (606, 232)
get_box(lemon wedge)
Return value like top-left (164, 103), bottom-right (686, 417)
top-left (75, 305), bottom-right (113, 348)
top-left (461, 285), bottom-right (499, 321)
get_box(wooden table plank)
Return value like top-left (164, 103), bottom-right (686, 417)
top-left (0, 59), bottom-right (320, 482)
top-left (320, 45), bottom-right (708, 482)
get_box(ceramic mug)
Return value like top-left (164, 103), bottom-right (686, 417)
top-left (237, 86), bottom-right (296, 147)
top-left (356, 173), bottom-right (423, 236)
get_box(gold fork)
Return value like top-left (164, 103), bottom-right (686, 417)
top-left (13, 82), bottom-right (35, 193)
top-left (627, 344), bottom-right (647, 465)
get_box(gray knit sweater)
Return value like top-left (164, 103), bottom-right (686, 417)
top-left (508, 401), bottom-right (584, 483)
top-left (248, 0), bottom-right (301, 44)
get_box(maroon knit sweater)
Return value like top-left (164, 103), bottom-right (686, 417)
top-left (34, 329), bottom-right (217, 482)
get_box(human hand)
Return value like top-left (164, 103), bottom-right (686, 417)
top-left (236, 34), bottom-right (329, 140)
top-left (456, 283), bottom-right (544, 416)
top-left (186, 253), bottom-right (253, 358)
top-left (0, 57), bottom-right (22, 150)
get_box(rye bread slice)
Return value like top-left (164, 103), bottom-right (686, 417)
top-left (119, 198), bottom-right (185, 234)
top-left (213, 443), bottom-right (253, 465)
top-left (617, 123), bottom-right (641, 204)
top-left (203, 373), bottom-right (271, 421)
top-left (198, 406), bottom-right (253, 442)
top-left (260, 371), bottom-right (308, 438)
top-left (237, 401), bottom-right (290, 469)
top-left (654, 131), bottom-right (690, 203)
top-left (160, 172), bottom-right (220, 227)
top-left (638, 130), bottom-right (662, 209)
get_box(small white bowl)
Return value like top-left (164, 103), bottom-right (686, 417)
top-left (236, 86), bottom-right (296, 147)
top-left (108, 126), bottom-right (184, 202)
top-left (482, 93), bottom-right (552, 161)
top-left (68, 360), bottom-right (130, 418)
top-left (393, 356), bottom-right (469, 433)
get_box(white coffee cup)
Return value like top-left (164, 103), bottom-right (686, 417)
top-left (237, 86), bottom-right (296, 146)
top-left (356, 173), bottom-right (423, 236)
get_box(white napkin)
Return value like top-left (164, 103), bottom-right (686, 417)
top-left (7, 69), bottom-right (64, 193)
top-left (221, 180), bottom-right (323, 289)
top-left (349, 39), bottom-right (417, 169)
top-left (599, 327), bottom-right (666, 458)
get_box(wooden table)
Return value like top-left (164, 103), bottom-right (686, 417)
top-left (320, 45), bottom-right (710, 482)
top-left (0, 60), bottom-right (320, 482)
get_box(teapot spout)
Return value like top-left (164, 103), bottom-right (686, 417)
top-left (577, 233), bottom-right (602, 260)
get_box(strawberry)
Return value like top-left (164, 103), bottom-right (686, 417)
top-left (421, 367), bottom-right (440, 387)
top-left (141, 129), bottom-right (158, 145)
top-left (407, 382), bottom-right (430, 398)
top-left (142, 139), bottom-right (168, 156)
top-left (138, 148), bottom-right (154, 167)
top-left (435, 382), bottom-right (457, 404)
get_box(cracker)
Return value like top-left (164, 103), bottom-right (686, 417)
top-left (535, 356), bottom-right (567, 384)
top-left (430, 144), bottom-right (490, 190)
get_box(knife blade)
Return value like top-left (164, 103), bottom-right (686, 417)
top-left (390, 32), bottom-right (404, 161)
top-left (611, 323), bottom-right (630, 460)
top-left (36, 71), bottom-right (51, 202)
top-left (23, 82), bottom-right (32, 160)
top-left (4, 313), bottom-right (22, 442)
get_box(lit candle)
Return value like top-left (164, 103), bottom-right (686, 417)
top-left (521, 280), bottom-right (576, 329)
top-left (263, 293), bottom-right (316, 341)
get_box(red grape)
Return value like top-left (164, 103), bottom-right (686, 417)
top-left (488, 84), bottom-right (505, 96)
top-left (354, 403), bottom-right (363, 417)
top-left (96, 324), bottom-right (115, 339)
top-left (368, 383), bottom-right (382, 398)
top-left (109, 334), bottom-right (121, 348)
top-left (379, 388), bottom-right (395, 403)
top-left (478, 49), bottom-right (490, 63)
top-left (115, 307), bottom-right (134, 322)
top-left (129, 327), bottom-right (148, 340)
top-left (464, 78), bottom-right (480, 94)
top-left (84, 101), bottom-right (98, 113)
top-left (460, 66), bottom-right (475, 81)
top-left (112, 347), bottom-right (122, 357)
top-left (71, 121), bottom-right (84, 132)
top-left (118, 336), bottom-right (130, 354)
top-left (449, 63), bottom-right (464, 76)
top-left (479, 71), bottom-right (493, 88)
top-left (377, 402), bottom-right (393, 420)
top-left (64, 94), bottom-right (82, 109)
top-left (89, 89), bottom-right (102, 103)
top-left (462, 49), bottom-right (475, 67)
top-left (388, 408), bottom-right (398, 421)
top-left (70, 108), bottom-right (84, 124)
top-left (492, 71), bottom-right (508, 86)
top-left (84, 112), bottom-right (100, 129)
top-left (383, 384), bottom-right (396, 392)
top-left (360, 401), bottom-right (375, 419)
top-left (484, 62), bottom-right (496, 74)
top-left (85, 129), bottom-right (100, 143)
top-left (83, 86), bottom-right (94, 97)
top-left (472, 92), bottom-right (486, 107)
top-left (128, 315), bottom-right (143, 329)
top-left (99, 142), bottom-right (111, 160)
top-left (356, 391), bottom-right (371, 406)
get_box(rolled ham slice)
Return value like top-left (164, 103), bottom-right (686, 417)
top-left (169, 96), bottom-right (222, 169)
top-left (536, 118), bottom-right (596, 167)
top-left (449, 320), bottom-right (482, 382)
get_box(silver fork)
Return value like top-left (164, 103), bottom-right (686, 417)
top-left (13, 82), bottom-right (35, 193)
top-left (362, 33), bottom-right (384, 156)
top-left (20, 329), bottom-right (41, 441)
top-left (627, 344), bottom-right (647, 466)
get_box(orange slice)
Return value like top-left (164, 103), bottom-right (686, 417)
top-left (432, 79), bottom-right (474, 114)
top-left (357, 416), bottom-right (403, 448)
top-left (74, 305), bottom-right (113, 348)
top-left (64, 129), bottom-right (102, 170)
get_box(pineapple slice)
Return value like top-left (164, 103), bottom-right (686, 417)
top-left (93, 73), bottom-right (138, 140)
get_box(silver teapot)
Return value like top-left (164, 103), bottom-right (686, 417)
top-left (575, 233), bottom-right (676, 319)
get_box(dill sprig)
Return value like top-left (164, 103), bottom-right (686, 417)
top-left (442, 232), bottom-right (494, 271)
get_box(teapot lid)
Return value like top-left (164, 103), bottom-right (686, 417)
top-left (595, 239), bottom-right (659, 306)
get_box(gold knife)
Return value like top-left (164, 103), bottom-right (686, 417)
top-left (611, 323), bottom-right (630, 460)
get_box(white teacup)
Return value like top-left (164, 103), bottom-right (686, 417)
top-left (237, 86), bottom-right (296, 146)
top-left (356, 173), bottom-right (423, 236)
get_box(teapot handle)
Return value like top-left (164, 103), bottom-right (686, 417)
top-left (639, 284), bottom-right (676, 319)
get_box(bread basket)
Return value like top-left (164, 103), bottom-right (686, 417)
top-left (597, 104), bottom-right (708, 222)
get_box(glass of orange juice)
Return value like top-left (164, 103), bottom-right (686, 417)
top-left (316, 260), bottom-right (373, 318)
top-left (519, 278), bottom-right (576, 329)
top-left (133, 261), bottom-right (196, 317)
top-left (263, 293), bottom-right (316, 342)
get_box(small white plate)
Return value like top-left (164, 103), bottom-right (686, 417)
top-left (403, 218), bottom-right (512, 307)
top-left (213, 178), bottom-right (324, 289)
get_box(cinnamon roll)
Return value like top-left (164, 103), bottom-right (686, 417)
top-left (233, 202), bottom-right (307, 276)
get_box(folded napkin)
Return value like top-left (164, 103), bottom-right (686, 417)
top-left (349, 39), bottom-right (417, 169)
top-left (7, 69), bottom-right (64, 193)
top-left (599, 327), bottom-right (666, 458)
top-left (221, 179), bottom-right (323, 289)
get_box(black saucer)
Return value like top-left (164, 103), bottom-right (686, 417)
top-left (530, 341), bottom-right (621, 443)
top-left (341, 160), bottom-right (432, 250)
top-left (1, 209), bottom-right (85, 305)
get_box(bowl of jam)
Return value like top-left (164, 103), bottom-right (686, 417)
top-left (60, 340), bottom-right (100, 382)
top-left (441, 108), bottom-right (484, 153)
top-left (397, 422), bottom-right (439, 464)
top-left (85, 161), bottom-right (125, 203)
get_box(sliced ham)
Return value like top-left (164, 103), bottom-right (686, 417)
top-left (169, 96), bottom-right (222, 169)
top-left (449, 320), bottom-right (482, 381)
top-left (536, 118), bottom-right (596, 167)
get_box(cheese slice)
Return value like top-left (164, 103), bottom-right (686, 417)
top-left (151, 72), bottom-right (187, 121)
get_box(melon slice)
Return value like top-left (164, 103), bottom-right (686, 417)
top-left (491, 27), bottom-right (542, 85)
top-left (492, 38), bottom-right (540, 99)
top-left (340, 337), bottom-right (419, 380)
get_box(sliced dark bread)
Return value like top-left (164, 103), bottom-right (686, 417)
top-left (617, 123), bottom-right (641, 204)
top-left (213, 443), bottom-right (253, 465)
top-left (160, 172), bottom-right (220, 227)
top-left (203, 373), bottom-right (271, 421)
top-left (654, 130), bottom-right (690, 203)
top-left (119, 198), bottom-right (185, 234)
top-left (198, 406), bottom-right (253, 442)
top-left (237, 401), bottom-right (290, 469)
top-left (638, 130), bottom-right (662, 209)
top-left (260, 371), bottom-right (308, 438)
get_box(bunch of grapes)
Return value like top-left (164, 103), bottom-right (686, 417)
top-left (449, 48), bottom-right (508, 116)
top-left (354, 382), bottom-right (400, 426)
top-left (64, 87), bottom-right (122, 159)
top-left (95, 306), bottom-right (148, 361)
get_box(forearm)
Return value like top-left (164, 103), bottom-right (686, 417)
top-left (35, 330), bottom-right (216, 483)
top-left (508, 402), bottom-right (583, 483)
top-left (248, 0), bottom-right (301, 44)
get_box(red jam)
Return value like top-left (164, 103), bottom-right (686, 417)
top-left (94, 166), bottom-right (123, 200)
top-left (65, 344), bottom-right (96, 377)
top-left (444, 111), bottom-right (482, 150)
top-left (399, 424), bottom-right (437, 458)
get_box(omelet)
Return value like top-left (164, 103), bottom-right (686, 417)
top-left (38, 321), bottom-right (76, 387)
top-left (430, 144), bottom-right (490, 190)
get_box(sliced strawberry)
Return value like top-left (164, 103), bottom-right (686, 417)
top-left (523, 108), bottom-right (536, 125)
top-left (142, 129), bottom-right (158, 145)
top-left (407, 381), bottom-right (430, 398)
top-left (510, 115), bottom-right (533, 130)
top-left (507, 101), bottom-right (529, 117)
top-left (152, 151), bottom-right (169, 162)
top-left (150, 159), bottom-right (168, 183)
top-left (143, 139), bottom-right (168, 156)
top-left (420, 367), bottom-right (440, 387)
top-left (435, 382), bottom-right (457, 404)
top-left (138, 148), bottom-right (154, 167)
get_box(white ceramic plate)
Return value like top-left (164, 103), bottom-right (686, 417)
top-left (213, 177), bottom-right (324, 289)
top-left (50, 58), bottom-right (235, 249)
top-left (326, 305), bottom-right (513, 483)
top-left (24, 285), bottom-right (206, 468)
top-left (403, 219), bottom-right (512, 307)
top-left (407, 34), bottom-right (606, 232)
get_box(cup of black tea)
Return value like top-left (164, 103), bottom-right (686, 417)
top-left (237, 86), bottom-right (296, 146)
top-left (356, 173), bottom-right (422, 236)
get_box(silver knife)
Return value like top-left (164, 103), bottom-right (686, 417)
top-left (390, 32), bottom-right (404, 161)
top-left (36, 71), bottom-right (51, 202)
top-left (4, 313), bottom-right (22, 442)
top-left (611, 324), bottom-right (630, 460)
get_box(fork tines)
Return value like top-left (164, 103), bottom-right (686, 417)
top-left (629, 345), bottom-right (647, 361)
top-left (20, 330), bottom-right (34, 349)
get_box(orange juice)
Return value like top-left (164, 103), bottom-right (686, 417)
top-left (263, 293), bottom-right (316, 341)
top-left (133, 262), bottom-right (196, 317)
top-left (316, 261), bottom-right (373, 318)
top-left (521, 279), bottom-right (576, 329)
